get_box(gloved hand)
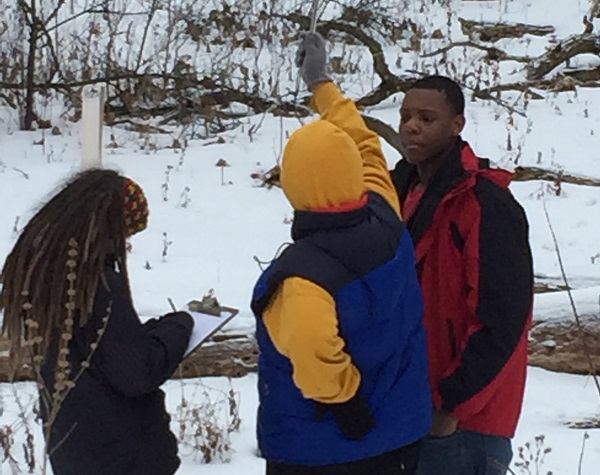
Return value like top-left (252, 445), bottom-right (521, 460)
top-left (315, 392), bottom-right (376, 440)
top-left (295, 31), bottom-right (332, 91)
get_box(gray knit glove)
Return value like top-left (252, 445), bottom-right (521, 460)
top-left (295, 32), bottom-right (332, 90)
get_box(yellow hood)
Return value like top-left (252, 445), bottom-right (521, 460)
top-left (281, 120), bottom-right (364, 211)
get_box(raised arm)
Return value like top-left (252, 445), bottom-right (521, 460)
top-left (296, 32), bottom-right (401, 216)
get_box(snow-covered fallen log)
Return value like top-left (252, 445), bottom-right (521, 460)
top-left (1, 289), bottom-right (598, 381)
top-left (0, 327), bottom-right (258, 382)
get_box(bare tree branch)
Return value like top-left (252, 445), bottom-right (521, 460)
top-left (361, 114), bottom-right (405, 157)
top-left (422, 40), bottom-right (530, 63)
top-left (46, 9), bottom-right (148, 33)
top-left (527, 34), bottom-right (600, 80)
top-left (44, 0), bottom-right (68, 25)
top-left (135, 0), bottom-right (159, 72)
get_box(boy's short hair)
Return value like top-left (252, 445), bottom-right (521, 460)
top-left (410, 75), bottom-right (465, 116)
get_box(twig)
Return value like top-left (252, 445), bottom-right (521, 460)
top-left (578, 431), bottom-right (589, 475)
top-left (135, 0), bottom-right (159, 71)
top-left (46, 8), bottom-right (149, 33)
top-left (47, 422), bottom-right (78, 457)
top-left (543, 201), bottom-right (600, 398)
top-left (13, 167), bottom-right (30, 179)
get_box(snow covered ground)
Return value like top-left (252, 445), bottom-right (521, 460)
top-left (0, 368), bottom-right (598, 474)
top-left (0, 0), bottom-right (599, 473)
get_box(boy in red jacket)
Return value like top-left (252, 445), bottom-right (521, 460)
top-left (391, 76), bottom-right (534, 475)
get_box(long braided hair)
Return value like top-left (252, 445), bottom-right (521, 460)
top-left (1, 168), bottom-right (148, 367)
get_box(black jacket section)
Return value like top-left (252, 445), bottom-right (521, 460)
top-left (252, 192), bottom-right (404, 316)
top-left (41, 262), bottom-right (193, 475)
top-left (438, 177), bottom-right (533, 411)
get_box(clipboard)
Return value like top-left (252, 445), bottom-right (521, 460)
top-left (183, 306), bottom-right (239, 358)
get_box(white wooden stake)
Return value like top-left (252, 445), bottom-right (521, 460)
top-left (81, 84), bottom-right (105, 170)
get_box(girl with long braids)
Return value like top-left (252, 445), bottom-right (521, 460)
top-left (1, 168), bottom-right (193, 475)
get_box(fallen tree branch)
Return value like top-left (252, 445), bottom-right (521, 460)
top-left (1, 74), bottom-right (313, 121)
top-left (422, 40), bottom-right (530, 63)
top-left (0, 327), bottom-right (259, 381)
top-left (527, 34), bottom-right (600, 80)
top-left (563, 66), bottom-right (600, 82)
top-left (459, 18), bottom-right (555, 42)
top-left (513, 166), bottom-right (600, 186)
top-left (473, 80), bottom-right (553, 100)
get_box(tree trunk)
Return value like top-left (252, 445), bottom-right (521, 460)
top-left (23, 0), bottom-right (37, 131)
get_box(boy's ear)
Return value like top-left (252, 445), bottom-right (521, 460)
top-left (452, 114), bottom-right (466, 137)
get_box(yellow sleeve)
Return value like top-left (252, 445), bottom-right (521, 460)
top-left (311, 82), bottom-right (401, 216)
top-left (262, 276), bottom-right (360, 403)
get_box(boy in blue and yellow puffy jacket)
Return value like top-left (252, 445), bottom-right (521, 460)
top-left (251, 32), bottom-right (432, 475)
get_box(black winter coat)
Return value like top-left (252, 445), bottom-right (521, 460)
top-left (41, 262), bottom-right (193, 475)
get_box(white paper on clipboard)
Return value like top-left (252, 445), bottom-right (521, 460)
top-left (183, 307), bottom-right (238, 357)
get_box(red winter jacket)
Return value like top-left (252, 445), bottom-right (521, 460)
top-left (392, 140), bottom-right (533, 438)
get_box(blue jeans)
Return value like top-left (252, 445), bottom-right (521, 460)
top-left (415, 430), bottom-right (512, 475)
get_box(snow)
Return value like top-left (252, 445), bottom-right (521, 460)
top-left (1, 0), bottom-right (600, 473)
top-left (0, 369), bottom-right (598, 474)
